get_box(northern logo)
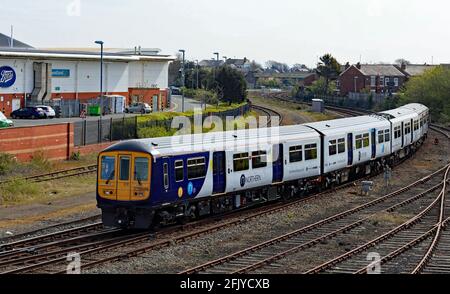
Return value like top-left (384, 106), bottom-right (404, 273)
top-left (0, 66), bottom-right (16, 88)
top-left (240, 175), bottom-right (246, 187)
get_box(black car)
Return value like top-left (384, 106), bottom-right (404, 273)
top-left (10, 107), bottom-right (46, 119)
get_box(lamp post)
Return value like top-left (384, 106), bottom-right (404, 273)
top-left (213, 52), bottom-right (219, 80)
top-left (95, 40), bottom-right (104, 117)
top-left (179, 49), bottom-right (185, 112)
top-left (195, 60), bottom-right (199, 89)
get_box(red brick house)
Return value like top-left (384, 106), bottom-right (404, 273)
top-left (338, 64), bottom-right (407, 96)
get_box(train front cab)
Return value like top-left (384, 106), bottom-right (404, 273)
top-left (97, 151), bottom-right (153, 228)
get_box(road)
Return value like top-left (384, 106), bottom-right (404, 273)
top-left (8, 95), bottom-right (207, 128)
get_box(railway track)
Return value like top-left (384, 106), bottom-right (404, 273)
top-left (0, 164), bottom-right (98, 185)
top-left (306, 165), bottom-right (450, 274)
top-left (178, 164), bottom-right (449, 274)
top-left (250, 104), bottom-right (284, 127)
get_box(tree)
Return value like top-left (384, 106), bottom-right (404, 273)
top-left (395, 58), bottom-right (411, 65)
top-left (316, 54), bottom-right (341, 94)
top-left (400, 66), bottom-right (450, 123)
top-left (215, 66), bottom-right (247, 104)
top-left (307, 77), bottom-right (337, 96)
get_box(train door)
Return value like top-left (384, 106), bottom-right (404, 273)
top-left (213, 152), bottom-right (226, 194)
top-left (272, 144), bottom-right (284, 183)
top-left (161, 158), bottom-right (170, 193)
top-left (411, 119), bottom-right (414, 143)
top-left (371, 129), bottom-right (376, 159)
top-left (347, 133), bottom-right (353, 166)
top-left (117, 154), bottom-right (132, 201)
top-left (401, 122), bottom-right (405, 148)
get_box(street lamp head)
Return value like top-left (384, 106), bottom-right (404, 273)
top-left (179, 49), bottom-right (185, 53)
top-left (95, 40), bottom-right (104, 45)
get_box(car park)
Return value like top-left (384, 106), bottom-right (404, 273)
top-left (0, 111), bottom-right (14, 128)
top-left (125, 102), bottom-right (152, 114)
top-left (35, 105), bottom-right (56, 118)
top-left (10, 107), bottom-right (46, 119)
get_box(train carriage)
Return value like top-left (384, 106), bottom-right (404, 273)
top-left (97, 104), bottom-right (430, 229)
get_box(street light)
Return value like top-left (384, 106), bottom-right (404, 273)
top-left (213, 52), bottom-right (219, 80)
top-left (195, 60), bottom-right (199, 89)
top-left (179, 49), bottom-right (185, 112)
top-left (95, 40), bottom-right (104, 117)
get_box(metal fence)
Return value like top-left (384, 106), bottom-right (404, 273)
top-left (74, 117), bottom-right (138, 147)
top-left (27, 100), bottom-right (81, 118)
top-left (74, 104), bottom-right (250, 147)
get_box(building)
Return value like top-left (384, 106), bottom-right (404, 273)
top-left (0, 32), bottom-right (34, 49)
top-left (394, 63), bottom-right (436, 78)
top-left (198, 59), bottom-right (224, 68)
top-left (338, 64), bottom-right (406, 96)
top-left (253, 72), bottom-right (317, 88)
top-left (224, 58), bottom-right (251, 72)
top-left (0, 47), bottom-right (175, 116)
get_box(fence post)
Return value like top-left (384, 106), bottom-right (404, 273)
top-left (110, 117), bottom-right (113, 142)
top-left (98, 118), bottom-right (102, 143)
top-left (122, 117), bottom-right (125, 140)
top-left (135, 116), bottom-right (138, 139)
top-left (83, 119), bottom-right (87, 146)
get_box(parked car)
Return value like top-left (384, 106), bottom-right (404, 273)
top-left (10, 107), bottom-right (46, 119)
top-left (35, 105), bottom-right (56, 118)
top-left (0, 111), bottom-right (14, 128)
top-left (125, 103), bottom-right (152, 114)
top-left (170, 86), bottom-right (181, 95)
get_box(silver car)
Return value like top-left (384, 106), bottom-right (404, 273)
top-left (35, 105), bottom-right (56, 118)
top-left (125, 102), bottom-right (152, 114)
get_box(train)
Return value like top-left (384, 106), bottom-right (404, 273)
top-left (96, 103), bottom-right (430, 229)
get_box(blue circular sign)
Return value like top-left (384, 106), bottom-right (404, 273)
top-left (0, 66), bottom-right (16, 88)
top-left (187, 182), bottom-right (194, 196)
top-left (240, 175), bottom-right (246, 187)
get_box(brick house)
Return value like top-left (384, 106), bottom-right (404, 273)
top-left (338, 64), bottom-right (407, 96)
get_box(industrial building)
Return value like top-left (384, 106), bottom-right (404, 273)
top-left (0, 46), bottom-right (175, 117)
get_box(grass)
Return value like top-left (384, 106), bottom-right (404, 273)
top-left (0, 175), bottom-right (96, 205)
top-left (369, 212), bottom-right (412, 226)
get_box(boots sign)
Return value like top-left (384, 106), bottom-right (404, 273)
top-left (0, 66), bottom-right (16, 88)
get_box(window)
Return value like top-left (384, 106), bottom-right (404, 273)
top-left (119, 156), bottom-right (130, 181)
top-left (385, 77), bottom-right (390, 86)
top-left (380, 77), bottom-right (384, 86)
top-left (356, 133), bottom-right (369, 149)
top-left (356, 134), bottom-right (363, 149)
top-left (338, 138), bottom-right (346, 154)
top-left (252, 151), bottom-right (267, 169)
top-left (414, 120), bottom-right (419, 131)
top-left (101, 156), bottom-right (115, 181)
top-left (187, 158), bottom-right (207, 179)
top-left (305, 144), bottom-right (318, 161)
top-left (134, 157), bottom-right (149, 182)
top-left (394, 78), bottom-right (399, 87)
top-left (163, 163), bottom-right (169, 189)
top-left (371, 76), bottom-right (376, 87)
top-left (363, 133), bottom-right (370, 147)
top-left (289, 145), bottom-right (303, 163)
top-left (385, 129), bottom-right (391, 142)
top-left (175, 160), bottom-right (184, 182)
top-left (233, 153), bottom-right (249, 172)
top-left (394, 126), bottom-right (401, 139)
top-left (405, 122), bottom-right (411, 135)
top-left (329, 140), bottom-right (337, 156)
top-left (378, 131), bottom-right (385, 144)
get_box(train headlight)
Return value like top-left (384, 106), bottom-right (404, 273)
top-left (104, 190), bottom-right (113, 195)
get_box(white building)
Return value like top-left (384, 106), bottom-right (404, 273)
top-left (0, 48), bottom-right (175, 116)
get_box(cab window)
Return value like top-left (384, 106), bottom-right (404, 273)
top-left (101, 156), bottom-right (115, 180)
top-left (119, 156), bottom-right (131, 181)
top-left (134, 157), bottom-right (149, 182)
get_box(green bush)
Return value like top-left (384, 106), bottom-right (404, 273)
top-left (138, 126), bottom-right (176, 139)
top-left (30, 150), bottom-right (51, 170)
top-left (0, 153), bottom-right (15, 175)
top-left (70, 151), bottom-right (81, 161)
top-left (0, 178), bottom-right (39, 204)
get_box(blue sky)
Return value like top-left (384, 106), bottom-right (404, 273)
top-left (1, 0), bottom-right (449, 67)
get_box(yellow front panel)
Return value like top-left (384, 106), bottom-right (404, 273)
top-left (131, 153), bottom-right (152, 201)
top-left (117, 154), bottom-right (132, 201)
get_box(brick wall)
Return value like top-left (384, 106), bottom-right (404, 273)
top-left (0, 123), bottom-right (73, 161)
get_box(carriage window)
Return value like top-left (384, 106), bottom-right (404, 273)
top-left (378, 130), bottom-right (385, 143)
top-left (289, 146), bottom-right (303, 163)
top-left (394, 126), bottom-right (401, 139)
top-left (385, 129), bottom-right (391, 142)
top-left (338, 138), bottom-right (346, 154)
top-left (163, 163), bottom-right (169, 189)
top-left (329, 140), bottom-right (337, 156)
top-left (305, 144), bottom-right (318, 161)
top-left (363, 133), bottom-right (370, 147)
top-left (405, 122), bottom-right (411, 135)
top-left (187, 157), bottom-right (206, 179)
top-left (233, 153), bottom-right (249, 172)
top-left (356, 135), bottom-right (363, 149)
top-left (134, 158), bottom-right (149, 182)
top-left (119, 156), bottom-right (130, 181)
top-left (101, 156), bottom-right (115, 181)
top-left (252, 151), bottom-right (267, 169)
top-left (414, 120), bottom-right (419, 131)
top-left (175, 160), bottom-right (184, 182)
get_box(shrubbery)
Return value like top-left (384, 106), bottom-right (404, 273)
top-left (0, 153), bottom-right (15, 175)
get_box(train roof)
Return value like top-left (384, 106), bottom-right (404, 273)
top-left (304, 115), bottom-right (388, 135)
top-left (399, 103), bottom-right (429, 115)
top-left (380, 107), bottom-right (417, 120)
top-left (105, 124), bottom-right (320, 158)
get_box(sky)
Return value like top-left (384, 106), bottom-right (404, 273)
top-left (1, 0), bottom-right (449, 68)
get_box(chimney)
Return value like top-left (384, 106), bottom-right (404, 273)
top-left (138, 46), bottom-right (141, 55)
top-left (356, 62), bottom-right (361, 69)
top-left (345, 62), bottom-right (350, 70)
top-left (401, 62), bottom-right (406, 71)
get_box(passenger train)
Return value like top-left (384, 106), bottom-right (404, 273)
top-left (97, 103), bottom-right (430, 229)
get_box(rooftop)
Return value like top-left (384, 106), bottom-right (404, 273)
top-left (0, 32), bottom-right (34, 49)
top-left (358, 64), bottom-right (405, 77)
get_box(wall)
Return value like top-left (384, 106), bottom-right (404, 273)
top-left (0, 123), bottom-right (73, 161)
top-left (338, 66), bottom-right (367, 96)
